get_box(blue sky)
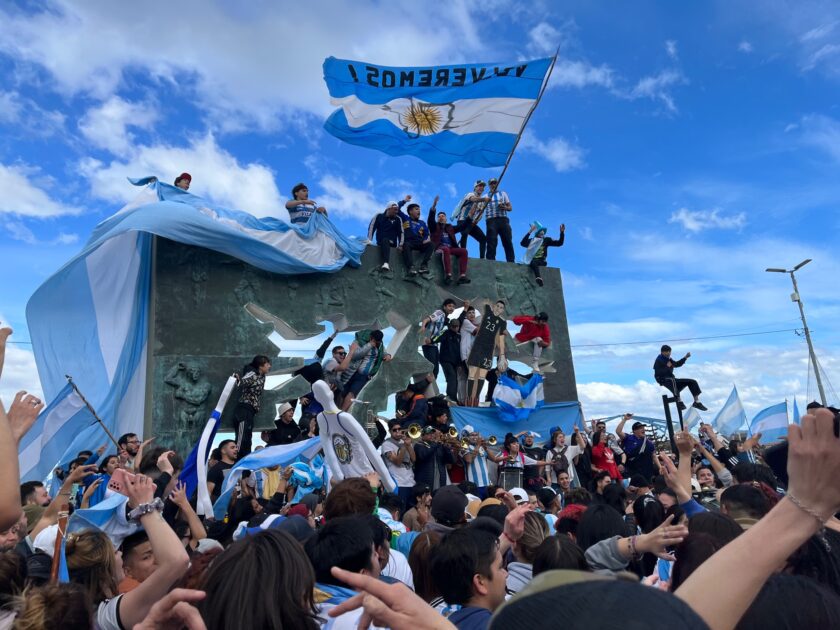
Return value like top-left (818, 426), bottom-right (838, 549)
top-left (1, 0), bottom-right (839, 421)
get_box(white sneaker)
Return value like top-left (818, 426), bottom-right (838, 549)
top-left (381, 263), bottom-right (390, 271)
top-left (531, 359), bottom-right (541, 373)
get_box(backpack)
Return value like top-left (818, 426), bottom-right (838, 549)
top-left (550, 446), bottom-right (569, 475)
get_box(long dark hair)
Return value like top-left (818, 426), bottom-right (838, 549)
top-left (199, 530), bottom-right (318, 630)
top-left (242, 354), bottom-right (271, 376)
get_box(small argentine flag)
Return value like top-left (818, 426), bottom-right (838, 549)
top-left (322, 57), bottom-right (553, 168)
top-left (749, 401), bottom-right (789, 444)
top-left (493, 374), bottom-right (545, 423)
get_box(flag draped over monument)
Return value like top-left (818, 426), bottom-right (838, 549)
top-left (322, 56), bottom-right (553, 168)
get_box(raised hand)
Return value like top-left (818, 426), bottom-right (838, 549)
top-left (674, 430), bottom-right (693, 457)
top-left (126, 474), bottom-right (156, 509)
top-left (0, 324), bottom-right (11, 380)
top-left (170, 481), bottom-right (189, 508)
top-left (637, 514), bottom-right (688, 560)
top-left (7, 391), bottom-right (44, 443)
top-left (68, 464), bottom-right (99, 484)
top-left (157, 450), bottom-right (175, 475)
top-left (786, 407), bottom-right (840, 522)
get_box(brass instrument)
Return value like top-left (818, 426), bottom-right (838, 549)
top-left (460, 438), bottom-right (470, 449)
top-left (407, 424), bottom-right (423, 440)
top-left (448, 426), bottom-right (459, 439)
top-left (487, 435), bottom-right (498, 446)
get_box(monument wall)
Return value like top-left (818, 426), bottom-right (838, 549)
top-left (146, 237), bottom-right (578, 454)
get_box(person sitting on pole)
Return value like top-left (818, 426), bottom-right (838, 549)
top-left (653, 345), bottom-right (707, 411)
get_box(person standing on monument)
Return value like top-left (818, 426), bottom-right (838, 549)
top-left (484, 177), bottom-right (515, 262)
top-left (233, 354), bottom-right (271, 458)
top-left (452, 180), bottom-right (489, 258)
top-left (285, 182), bottom-right (328, 226)
top-left (466, 300), bottom-right (508, 407)
top-left (521, 223), bottom-right (565, 287)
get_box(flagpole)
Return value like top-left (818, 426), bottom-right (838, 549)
top-left (472, 45), bottom-right (561, 223)
top-left (64, 375), bottom-right (121, 450)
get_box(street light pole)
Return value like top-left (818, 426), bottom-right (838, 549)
top-left (765, 259), bottom-right (827, 406)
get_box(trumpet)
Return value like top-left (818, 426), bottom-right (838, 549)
top-left (407, 424), bottom-right (423, 440)
top-left (487, 435), bottom-right (498, 446)
top-left (460, 438), bottom-right (471, 449)
top-left (448, 426), bottom-right (459, 439)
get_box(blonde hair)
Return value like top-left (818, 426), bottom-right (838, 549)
top-left (64, 530), bottom-right (118, 603)
top-left (13, 584), bottom-right (92, 630)
top-left (514, 511), bottom-right (550, 564)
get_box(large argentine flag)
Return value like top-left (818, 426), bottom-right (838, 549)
top-left (26, 180), bottom-right (365, 476)
top-left (712, 386), bottom-right (748, 437)
top-left (323, 57), bottom-right (553, 168)
top-left (749, 402), bottom-right (789, 444)
top-left (18, 384), bottom-right (97, 482)
top-left (493, 374), bottom-right (545, 423)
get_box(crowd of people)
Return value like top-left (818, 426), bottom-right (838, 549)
top-left (4, 321), bottom-right (840, 630)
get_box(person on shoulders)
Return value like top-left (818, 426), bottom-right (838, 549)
top-left (286, 182), bottom-right (327, 226)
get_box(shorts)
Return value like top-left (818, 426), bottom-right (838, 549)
top-left (344, 372), bottom-right (371, 397)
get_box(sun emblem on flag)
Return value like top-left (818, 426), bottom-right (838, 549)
top-left (401, 101), bottom-right (443, 136)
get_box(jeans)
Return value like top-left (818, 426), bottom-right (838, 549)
top-left (529, 258), bottom-right (547, 279)
top-left (377, 238), bottom-right (398, 265)
top-left (436, 246), bottom-right (468, 276)
top-left (402, 241), bottom-right (434, 270)
top-left (485, 217), bottom-right (515, 262)
top-left (456, 220), bottom-right (486, 258)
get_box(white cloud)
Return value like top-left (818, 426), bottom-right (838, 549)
top-left (0, 2), bottom-right (498, 131)
top-left (78, 96), bottom-right (158, 154)
top-left (317, 175), bottom-right (380, 221)
top-left (797, 114), bottom-right (840, 163)
top-left (0, 316), bottom-right (42, 406)
top-left (0, 91), bottom-right (21, 123)
top-left (551, 59), bottom-right (615, 89)
top-left (738, 41), bottom-right (754, 53)
top-left (519, 130), bottom-right (586, 172)
top-left (0, 163), bottom-right (81, 217)
top-left (801, 20), bottom-right (838, 41)
top-left (617, 70), bottom-right (686, 112)
top-left (78, 134), bottom-right (285, 218)
top-left (665, 40), bottom-right (678, 60)
top-left (5, 220), bottom-right (79, 246)
top-left (527, 21), bottom-right (563, 56)
top-left (803, 43), bottom-right (840, 70)
top-left (668, 207), bottom-right (747, 233)
top-left (580, 226), bottom-right (593, 241)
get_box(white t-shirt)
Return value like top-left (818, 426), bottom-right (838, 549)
top-left (460, 318), bottom-right (479, 361)
top-left (381, 439), bottom-right (416, 487)
top-left (545, 444), bottom-right (583, 485)
top-left (96, 596), bottom-right (123, 630)
top-left (383, 548), bottom-right (415, 590)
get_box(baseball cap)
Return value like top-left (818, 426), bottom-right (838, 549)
top-left (488, 177), bottom-right (498, 184)
top-left (509, 487), bottom-right (529, 505)
top-left (386, 200), bottom-right (398, 208)
top-left (276, 402), bottom-right (293, 418)
top-left (462, 424), bottom-right (475, 434)
top-left (431, 485), bottom-right (469, 526)
top-left (176, 172), bottom-right (191, 183)
top-left (628, 474), bottom-right (650, 489)
top-left (422, 425), bottom-right (437, 435)
top-left (631, 421), bottom-right (646, 431)
top-left (537, 487), bottom-right (558, 510)
top-left (475, 179), bottom-right (486, 187)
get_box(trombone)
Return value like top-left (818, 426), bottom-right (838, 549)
top-left (407, 424), bottom-right (423, 440)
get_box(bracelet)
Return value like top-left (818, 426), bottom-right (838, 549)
top-left (502, 531), bottom-right (516, 544)
top-left (628, 535), bottom-right (642, 559)
top-left (128, 497), bottom-right (165, 523)
top-left (787, 494), bottom-right (830, 525)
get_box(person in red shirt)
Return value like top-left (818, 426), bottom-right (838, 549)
top-left (591, 430), bottom-right (622, 481)
top-left (513, 312), bottom-right (550, 373)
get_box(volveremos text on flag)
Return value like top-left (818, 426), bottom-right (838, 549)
top-left (711, 385), bottom-right (747, 437)
top-left (323, 57), bottom-right (553, 168)
top-left (493, 373), bottom-right (545, 423)
top-left (749, 401), bottom-right (789, 444)
top-left (18, 383), bottom-right (98, 482)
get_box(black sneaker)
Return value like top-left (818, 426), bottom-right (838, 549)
top-left (536, 277), bottom-right (544, 287)
top-left (444, 274), bottom-right (452, 285)
top-left (677, 401), bottom-right (687, 411)
top-left (693, 402), bottom-right (708, 411)
top-left (418, 266), bottom-right (429, 275)
top-left (457, 275), bottom-right (471, 284)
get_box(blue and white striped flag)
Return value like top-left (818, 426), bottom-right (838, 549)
top-left (17, 384), bottom-right (97, 482)
top-left (749, 402), bottom-right (789, 444)
top-left (213, 437), bottom-right (322, 520)
top-left (683, 406), bottom-right (702, 432)
top-left (68, 492), bottom-right (136, 548)
top-left (792, 396), bottom-right (801, 425)
top-left (712, 386), bottom-right (747, 437)
top-left (493, 374), bottom-right (545, 423)
top-left (323, 57), bottom-right (553, 168)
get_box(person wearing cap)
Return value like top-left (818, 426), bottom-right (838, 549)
top-left (367, 197), bottom-right (407, 271)
top-left (484, 177), bottom-right (515, 263)
top-left (536, 487), bottom-right (561, 533)
top-left (285, 182), bottom-right (327, 226)
top-left (616, 414), bottom-right (657, 482)
top-left (427, 195), bottom-right (471, 285)
top-left (513, 312), bottom-right (551, 373)
top-left (413, 426), bottom-right (455, 492)
top-left (262, 401), bottom-right (301, 446)
top-left (398, 200), bottom-right (434, 276)
top-left (520, 222), bottom-right (565, 287)
top-left (451, 180), bottom-right (489, 258)
top-left (173, 172), bottom-right (191, 190)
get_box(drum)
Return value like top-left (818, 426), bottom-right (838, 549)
top-left (498, 466), bottom-right (523, 491)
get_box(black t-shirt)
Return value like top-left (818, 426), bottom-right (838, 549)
top-left (468, 305), bottom-right (507, 369)
top-left (266, 420), bottom-right (301, 446)
top-left (207, 461), bottom-right (233, 501)
top-left (522, 445), bottom-right (545, 481)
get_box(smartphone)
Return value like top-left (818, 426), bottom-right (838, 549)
top-left (108, 468), bottom-right (136, 496)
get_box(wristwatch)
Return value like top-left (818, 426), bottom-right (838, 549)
top-left (128, 497), bottom-right (165, 522)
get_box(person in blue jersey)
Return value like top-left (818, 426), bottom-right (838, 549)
top-left (367, 199), bottom-right (406, 271)
top-left (483, 177), bottom-right (515, 263)
top-left (461, 426), bottom-right (506, 499)
top-left (398, 201), bottom-right (434, 276)
top-left (286, 182), bottom-right (328, 226)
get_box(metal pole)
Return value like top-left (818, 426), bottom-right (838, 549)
top-left (65, 375), bottom-right (121, 450)
top-left (789, 271), bottom-right (827, 405)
